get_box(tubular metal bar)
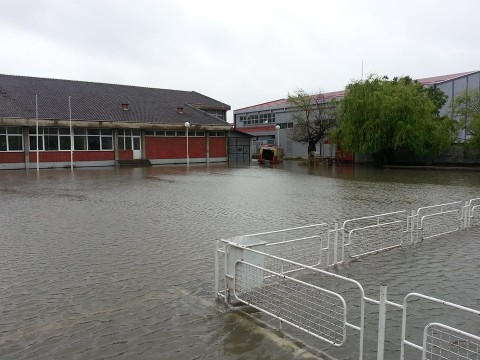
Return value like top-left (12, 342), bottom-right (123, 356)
top-left (342, 210), bottom-right (408, 241)
top-left (265, 235), bottom-right (321, 247)
top-left (233, 260), bottom-right (348, 346)
top-left (243, 223), bottom-right (330, 239)
top-left (346, 220), bottom-right (405, 258)
top-left (400, 292), bottom-right (480, 360)
top-left (419, 209), bottom-right (461, 240)
top-left (215, 240), bottom-right (219, 299)
top-left (423, 322), bottom-right (480, 360)
top-left (227, 242), bottom-right (367, 360)
top-left (377, 285), bottom-right (387, 360)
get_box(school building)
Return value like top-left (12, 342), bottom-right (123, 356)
top-left (0, 74), bottom-right (232, 170)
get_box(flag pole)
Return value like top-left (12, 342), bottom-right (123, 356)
top-left (69, 96), bottom-right (73, 171)
top-left (36, 95), bottom-right (39, 172)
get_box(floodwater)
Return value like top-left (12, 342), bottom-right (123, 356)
top-left (0, 161), bottom-right (479, 359)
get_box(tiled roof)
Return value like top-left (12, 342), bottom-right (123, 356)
top-left (0, 74), bottom-right (230, 126)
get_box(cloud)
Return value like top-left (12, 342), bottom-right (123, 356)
top-left (1, 0), bottom-right (479, 122)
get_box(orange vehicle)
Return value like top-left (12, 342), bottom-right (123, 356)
top-left (258, 144), bottom-right (284, 164)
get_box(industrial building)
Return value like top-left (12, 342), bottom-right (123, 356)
top-left (233, 70), bottom-right (480, 159)
top-left (0, 74), bottom-right (231, 170)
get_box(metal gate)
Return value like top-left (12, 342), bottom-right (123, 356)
top-left (228, 144), bottom-right (251, 164)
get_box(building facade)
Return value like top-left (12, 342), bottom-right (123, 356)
top-left (233, 70), bottom-right (480, 159)
top-left (0, 75), bottom-right (231, 170)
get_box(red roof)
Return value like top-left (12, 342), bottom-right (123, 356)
top-left (416, 71), bottom-right (479, 85)
top-left (235, 98), bottom-right (288, 112)
top-left (235, 71), bottom-right (479, 112)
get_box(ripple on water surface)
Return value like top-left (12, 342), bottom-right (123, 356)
top-left (0, 163), bottom-right (479, 359)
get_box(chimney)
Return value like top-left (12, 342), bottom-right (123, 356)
top-left (177, 107), bottom-right (184, 114)
top-left (122, 103), bottom-right (129, 111)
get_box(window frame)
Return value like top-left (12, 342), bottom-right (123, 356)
top-left (0, 126), bottom-right (24, 152)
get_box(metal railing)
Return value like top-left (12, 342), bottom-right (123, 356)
top-left (215, 197), bottom-right (480, 360)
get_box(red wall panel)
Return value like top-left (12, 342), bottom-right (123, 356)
top-left (118, 150), bottom-right (133, 160)
top-left (28, 151), bottom-right (114, 163)
top-left (146, 137), bottom-right (206, 159)
top-left (210, 138), bottom-right (227, 157)
top-left (0, 152), bottom-right (24, 163)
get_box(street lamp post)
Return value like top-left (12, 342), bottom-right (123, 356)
top-left (275, 125), bottom-right (280, 146)
top-left (185, 121), bottom-right (190, 167)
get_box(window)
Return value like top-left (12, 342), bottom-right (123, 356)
top-left (278, 122), bottom-right (294, 129)
top-left (240, 113), bottom-right (275, 125)
top-left (143, 130), bottom-right (206, 137)
top-left (118, 129), bottom-right (140, 151)
top-left (210, 131), bottom-right (225, 137)
top-left (0, 126), bottom-right (23, 152)
top-left (30, 127), bottom-right (113, 151)
top-left (205, 110), bottom-right (226, 121)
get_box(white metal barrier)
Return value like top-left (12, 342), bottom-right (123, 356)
top-left (215, 197), bottom-right (480, 360)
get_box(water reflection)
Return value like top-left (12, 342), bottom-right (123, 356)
top-left (0, 162), bottom-right (478, 359)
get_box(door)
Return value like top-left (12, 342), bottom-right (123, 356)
top-left (132, 135), bottom-right (141, 159)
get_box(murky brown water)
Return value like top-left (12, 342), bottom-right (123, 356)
top-left (0, 162), bottom-right (479, 359)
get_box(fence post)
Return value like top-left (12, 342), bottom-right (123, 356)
top-left (377, 285), bottom-right (387, 360)
top-left (333, 222), bottom-right (339, 265)
top-left (464, 201), bottom-right (469, 229)
top-left (214, 240), bottom-right (219, 300)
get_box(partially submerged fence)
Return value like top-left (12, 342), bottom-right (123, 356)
top-left (215, 197), bottom-right (480, 360)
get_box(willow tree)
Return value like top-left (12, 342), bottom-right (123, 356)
top-left (336, 76), bottom-right (454, 164)
top-left (287, 89), bottom-right (338, 156)
top-left (450, 89), bottom-right (480, 149)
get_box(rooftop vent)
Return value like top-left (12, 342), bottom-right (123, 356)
top-left (177, 107), bottom-right (184, 114)
top-left (122, 103), bottom-right (129, 111)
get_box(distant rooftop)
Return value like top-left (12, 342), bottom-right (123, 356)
top-left (235, 70), bottom-right (480, 113)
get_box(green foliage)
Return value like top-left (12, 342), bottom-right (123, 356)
top-left (450, 89), bottom-right (480, 149)
top-left (287, 89), bottom-right (338, 153)
top-left (335, 75), bottom-right (454, 163)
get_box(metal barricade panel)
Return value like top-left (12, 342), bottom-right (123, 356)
top-left (234, 260), bottom-right (347, 346)
top-left (471, 205), bottom-right (480, 226)
top-left (423, 323), bottom-right (480, 360)
top-left (347, 220), bottom-right (405, 258)
top-left (244, 224), bottom-right (329, 271)
top-left (420, 210), bottom-right (461, 239)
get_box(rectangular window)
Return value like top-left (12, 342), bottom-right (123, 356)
top-left (59, 136), bottom-right (71, 150)
top-left (44, 135), bottom-right (59, 150)
top-left (145, 130), bottom-right (155, 136)
top-left (166, 131), bottom-right (176, 136)
top-left (102, 137), bottom-right (113, 150)
top-left (0, 127), bottom-right (23, 152)
top-left (0, 135), bottom-right (6, 151)
top-left (177, 131), bottom-right (185, 137)
top-left (88, 136), bottom-right (101, 150)
top-left (29, 135), bottom-right (44, 151)
top-left (117, 136), bottom-right (125, 150)
top-left (74, 136), bottom-right (87, 150)
top-left (88, 129), bottom-right (100, 135)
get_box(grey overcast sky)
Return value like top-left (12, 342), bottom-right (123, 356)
top-left (1, 0), bottom-right (479, 122)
